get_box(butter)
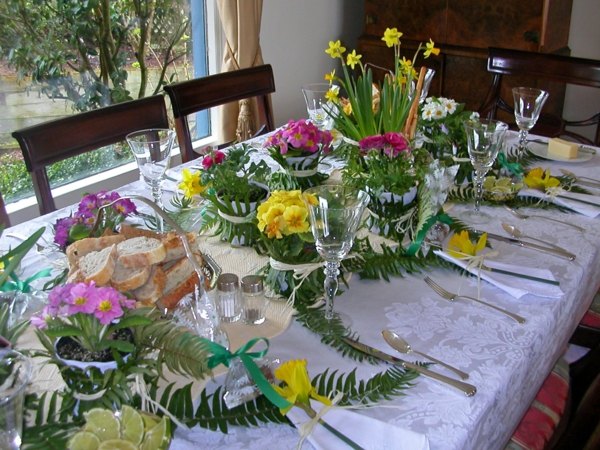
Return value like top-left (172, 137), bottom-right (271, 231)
top-left (547, 138), bottom-right (579, 159)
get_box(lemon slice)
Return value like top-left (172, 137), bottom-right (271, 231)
top-left (141, 416), bottom-right (171, 450)
top-left (98, 439), bottom-right (138, 450)
top-left (68, 431), bottom-right (100, 450)
top-left (140, 412), bottom-right (159, 431)
top-left (83, 408), bottom-right (121, 442)
top-left (120, 405), bottom-right (144, 445)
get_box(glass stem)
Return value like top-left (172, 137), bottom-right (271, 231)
top-left (323, 260), bottom-right (340, 321)
top-left (474, 171), bottom-right (486, 212)
top-left (518, 129), bottom-right (528, 149)
top-left (151, 182), bottom-right (164, 231)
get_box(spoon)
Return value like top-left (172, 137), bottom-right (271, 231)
top-left (501, 223), bottom-right (566, 250)
top-left (560, 169), bottom-right (600, 187)
top-left (504, 206), bottom-right (585, 232)
top-left (382, 330), bottom-right (469, 380)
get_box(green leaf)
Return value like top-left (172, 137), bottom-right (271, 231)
top-left (0, 227), bottom-right (45, 287)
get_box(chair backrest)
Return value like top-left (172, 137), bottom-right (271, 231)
top-left (12, 95), bottom-right (170, 215)
top-left (0, 190), bottom-right (9, 228)
top-left (164, 64), bottom-right (276, 163)
top-left (479, 47), bottom-right (600, 145)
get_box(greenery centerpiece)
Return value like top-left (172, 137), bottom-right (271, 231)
top-left (263, 119), bottom-right (333, 189)
top-left (196, 145), bottom-right (271, 247)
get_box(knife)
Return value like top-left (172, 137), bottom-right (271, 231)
top-left (555, 194), bottom-right (600, 208)
top-left (485, 232), bottom-right (576, 261)
top-left (341, 337), bottom-right (477, 397)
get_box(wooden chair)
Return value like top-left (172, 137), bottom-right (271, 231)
top-left (479, 47), bottom-right (600, 146)
top-left (12, 95), bottom-right (170, 215)
top-left (164, 64), bottom-right (276, 163)
top-left (0, 191), bottom-right (10, 228)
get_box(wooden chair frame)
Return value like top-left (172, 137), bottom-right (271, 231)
top-left (12, 95), bottom-right (170, 215)
top-left (0, 191), bottom-right (9, 228)
top-left (479, 47), bottom-right (600, 146)
top-left (164, 64), bottom-right (276, 163)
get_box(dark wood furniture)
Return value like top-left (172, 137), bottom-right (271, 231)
top-left (358, 0), bottom-right (574, 112)
top-left (164, 64), bottom-right (276, 163)
top-left (12, 95), bottom-right (170, 215)
top-left (0, 191), bottom-right (9, 228)
top-left (479, 47), bottom-right (600, 145)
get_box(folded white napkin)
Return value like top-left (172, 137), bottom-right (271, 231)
top-left (287, 401), bottom-right (430, 450)
top-left (518, 188), bottom-right (600, 217)
top-left (434, 250), bottom-right (564, 299)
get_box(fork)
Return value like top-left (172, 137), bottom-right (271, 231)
top-left (504, 206), bottom-right (585, 232)
top-left (424, 276), bottom-right (526, 324)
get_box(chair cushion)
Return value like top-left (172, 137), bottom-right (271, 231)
top-left (580, 291), bottom-right (600, 329)
top-left (505, 358), bottom-right (570, 450)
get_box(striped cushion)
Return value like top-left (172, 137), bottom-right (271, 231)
top-left (505, 358), bottom-right (570, 450)
top-left (580, 290), bottom-right (600, 329)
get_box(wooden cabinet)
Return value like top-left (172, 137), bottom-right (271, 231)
top-left (358, 0), bottom-right (573, 113)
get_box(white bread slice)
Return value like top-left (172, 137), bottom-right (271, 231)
top-left (111, 260), bottom-right (151, 291)
top-left (132, 265), bottom-right (166, 305)
top-left (159, 253), bottom-right (204, 309)
top-left (116, 237), bottom-right (166, 268)
top-left (119, 224), bottom-right (166, 240)
top-left (119, 224), bottom-right (199, 262)
top-left (79, 244), bottom-right (117, 285)
top-left (66, 235), bottom-right (126, 267)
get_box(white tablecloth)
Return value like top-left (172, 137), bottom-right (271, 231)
top-left (3, 133), bottom-right (599, 450)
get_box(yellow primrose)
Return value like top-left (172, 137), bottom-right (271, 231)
top-left (424, 39), bottom-right (440, 58)
top-left (325, 69), bottom-right (336, 82)
top-left (283, 205), bottom-right (309, 235)
top-left (272, 359), bottom-right (331, 415)
top-left (178, 168), bottom-right (206, 198)
top-left (303, 192), bottom-right (318, 207)
top-left (346, 50), bottom-right (362, 70)
top-left (381, 27), bottom-right (402, 47)
top-left (325, 40), bottom-right (346, 59)
top-left (447, 230), bottom-right (487, 258)
top-left (524, 167), bottom-right (561, 191)
top-left (257, 202), bottom-right (285, 234)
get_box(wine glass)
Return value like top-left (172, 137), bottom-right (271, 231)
top-left (303, 185), bottom-right (368, 323)
top-left (301, 83), bottom-right (334, 129)
top-left (512, 87), bottom-right (549, 154)
top-left (126, 128), bottom-right (176, 230)
top-left (463, 119), bottom-right (508, 224)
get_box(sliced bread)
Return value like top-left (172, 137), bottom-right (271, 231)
top-left (66, 235), bottom-right (126, 267)
top-left (159, 253), bottom-right (204, 309)
top-left (162, 232), bottom-right (200, 262)
top-left (132, 265), bottom-right (166, 305)
top-left (111, 260), bottom-right (151, 291)
top-left (79, 244), bottom-right (117, 285)
top-left (116, 237), bottom-right (166, 268)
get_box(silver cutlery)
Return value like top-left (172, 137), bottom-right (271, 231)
top-left (555, 193), bottom-right (600, 208)
top-left (501, 223), bottom-right (574, 255)
top-left (341, 336), bottom-right (477, 396)
top-left (484, 231), bottom-right (576, 261)
top-left (504, 206), bottom-right (585, 232)
top-left (560, 169), bottom-right (600, 185)
top-left (382, 330), bottom-right (469, 380)
top-left (424, 276), bottom-right (526, 324)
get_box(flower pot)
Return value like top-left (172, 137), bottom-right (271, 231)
top-left (282, 153), bottom-right (328, 189)
top-left (366, 185), bottom-right (418, 240)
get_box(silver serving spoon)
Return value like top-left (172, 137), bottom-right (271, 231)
top-left (501, 223), bottom-right (566, 251)
top-left (560, 168), bottom-right (600, 187)
top-left (382, 330), bottom-right (469, 380)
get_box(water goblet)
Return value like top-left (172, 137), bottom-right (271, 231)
top-left (0, 349), bottom-right (32, 450)
top-left (464, 119), bottom-right (508, 224)
top-left (301, 83), bottom-right (334, 129)
top-left (512, 87), bottom-right (549, 154)
top-left (126, 128), bottom-right (176, 230)
top-left (303, 185), bottom-right (369, 324)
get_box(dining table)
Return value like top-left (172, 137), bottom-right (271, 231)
top-left (2, 131), bottom-right (600, 450)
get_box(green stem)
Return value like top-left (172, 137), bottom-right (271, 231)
top-left (298, 403), bottom-right (365, 450)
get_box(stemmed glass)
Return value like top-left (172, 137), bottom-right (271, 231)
top-left (301, 83), bottom-right (333, 129)
top-left (464, 119), bottom-right (508, 224)
top-left (126, 128), bottom-right (176, 230)
top-left (304, 185), bottom-right (369, 323)
top-left (512, 87), bottom-right (549, 154)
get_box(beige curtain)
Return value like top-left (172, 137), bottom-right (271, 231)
top-left (216, 0), bottom-right (265, 143)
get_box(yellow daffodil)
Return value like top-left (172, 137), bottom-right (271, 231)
top-left (341, 98), bottom-right (353, 116)
top-left (346, 50), bottom-right (362, 70)
top-left (283, 205), bottom-right (309, 235)
top-left (325, 69), bottom-right (336, 82)
top-left (447, 230), bottom-right (487, 258)
top-left (382, 27), bottom-right (402, 47)
top-left (424, 39), bottom-right (440, 58)
top-left (399, 57), bottom-right (413, 74)
top-left (325, 87), bottom-right (339, 103)
top-left (272, 359), bottom-right (331, 415)
top-left (524, 167), bottom-right (561, 191)
top-left (325, 40), bottom-right (346, 59)
top-left (178, 168), bottom-right (206, 197)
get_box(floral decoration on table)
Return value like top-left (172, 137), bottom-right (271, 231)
top-left (193, 145), bottom-right (272, 247)
top-left (263, 119), bottom-right (333, 189)
top-left (53, 191), bottom-right (137, 251)
top-left (0, 227), bottom-right (49, 294)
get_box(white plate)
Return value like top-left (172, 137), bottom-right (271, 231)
top-left (528, 141), bottom-right (594, 163)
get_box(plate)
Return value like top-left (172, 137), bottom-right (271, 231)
top-left (528, 141), bottom-right (594, 163)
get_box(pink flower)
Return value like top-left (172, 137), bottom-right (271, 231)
top-left (263, 119), bottom-right (332, 155)
top-left (359, 135), bottom-right (386, 153)
top-left (94, 287), bottom-right (126, 325)
top-left (213, 150), bottom-right (226, 165)
top-left (67, 282), bottom-right (99, 315)
top-left (30, 312), bottom-right (49, 329)
top-left (383, 132), bottom-right (409, 157)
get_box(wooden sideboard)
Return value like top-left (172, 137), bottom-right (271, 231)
top-left (357, 0), bottom-right (574, 115)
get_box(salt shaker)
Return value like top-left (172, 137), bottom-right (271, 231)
top-left (216, 273), bottom-right (242, 323)
top-left (241, 275), bottom-right (266, 325)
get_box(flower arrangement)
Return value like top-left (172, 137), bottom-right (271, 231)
top-left (53, 191), bottom-right (137, 251)
top-left (0, 227), bottom-right (47, 293)
top-left (324, 27), bottom-right (439, 142)
top-left (256, 190), bottom-right (324, 307)
top-left (523, 167), bottom-right (561, 191)
top-left (263, 119), bottom-right (333, 188)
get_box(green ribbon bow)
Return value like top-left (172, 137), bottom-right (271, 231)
top-left (406, 213), bottom-right (454, 256)
top-left (497, 153), bottom-right (524, 177)
top-left (201, 337), bottom-right (291, 410)
top-left (0, 268), bottom-right (52, 293)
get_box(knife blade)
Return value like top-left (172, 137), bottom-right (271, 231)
top-left (555, 194), bottom-right (600, 208)
top-left (485, 232), bottom-right (576, 261)
top-left (341, 337), bottom-right (477, 397)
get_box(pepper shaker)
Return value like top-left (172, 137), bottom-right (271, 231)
top-left (216, 273), bottom-right (242, 323)
top-left (241, 275), bottom-right (266, 325)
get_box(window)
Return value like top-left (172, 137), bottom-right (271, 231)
top-left (0, 0), bottom-right (217, 218)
